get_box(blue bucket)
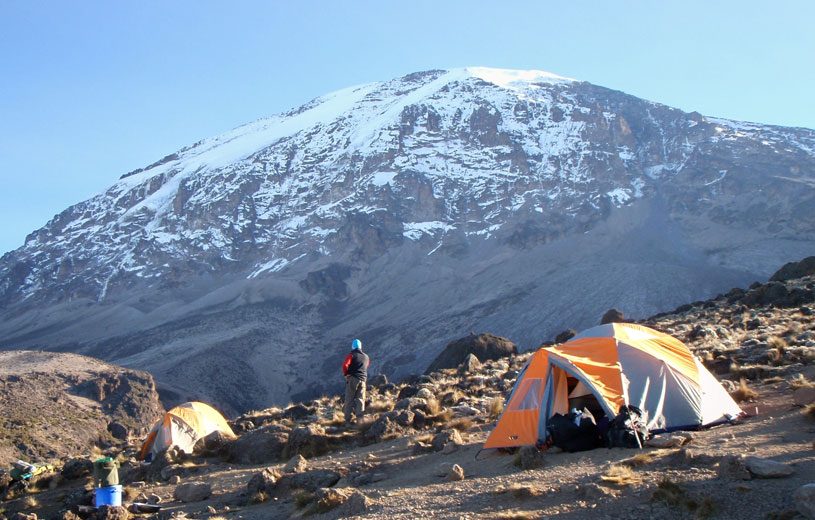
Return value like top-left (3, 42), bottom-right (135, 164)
top-left (95, 485), bottom-right (122, 507)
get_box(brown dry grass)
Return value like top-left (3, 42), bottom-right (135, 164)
top-left (803, 403), bottom-right (815, 420)
top-left (248, 491), bottom-right (270, 505)
top-left (446, 417), bottom-right (475, 432)
top-left (600, 465), bottom-right (642, 486)
top-left (622, 452), bottom-right (655, 468)
top-left (488, 397), bottom-right (504, 421)
top-left (731, 378), bottom-right (758, 402)
top-left (425, 398), bottom-right (442, 415)
top-left (22, 496), bottom-right (38, 509)
top-left (790, 373), bottom-right (814, 390)
top-left (366, 398), bottom-right (395, 415)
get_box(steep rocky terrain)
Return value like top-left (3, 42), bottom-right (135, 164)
top-left (0, 352), bottom-right (163, 466)
top-left (1, 260), bottom-right (814, 519)
top-left (1, 68), bottom-right (814, 412)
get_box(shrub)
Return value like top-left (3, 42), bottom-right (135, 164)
top-left (790, 373), bottom-right (814, 390)
top-left (248, 491), bottom-right (269, 505)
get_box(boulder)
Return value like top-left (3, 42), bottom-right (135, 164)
top-left (425, 333), bottom-right (516, 374)
top-left (745, 456), bottom-right (795, 478)
top-left (364, 415), bottom-right (403, 443)
top-left (173, 482), bottom-right (212, 502)
top-left (434, 462), bottom-right (456, 477)
top-left (770, 256), bottom-right (815, 282)
top-left (61, 458), bottom-right (92, 480)
top-left (107, 422), bottom-right (129, 441)
top-left (394, 397), bottom-right (427, 412)
top-left (415, 388), bottom-right (434, 400)
top-left (286, 424), bottom-right (331, 459)
top-left (193, 430), bottom-right (235, 456)
top-left (368, 374), bottom-right (388, 387)
top-left (794, 387), bottom-right (815, 407)
top-left (795, 483), bottom-right (815, 519)
top-left (247, 468), bottom-right (279, 496)
top-left (554, 329), bottom-right (577, 344)
top-left (431, 429), bottom-right (462, 452)
top-left (314, 487), bottom-right (351, 512)
top-left (230, 424), bottom-right (290, 464)
top-left (337, 490), bottom-right (373, 516)
top-left (601, 308), bottom-right (626, 324)
top-left (282, 404), bottom-right (315, 421)
top-left (397, 386), bottom-right (419, 399)
top-left (393, 410), bottom-right (415, 427)
top-left (284, 454), bottom-right (308, 473)
top-left (458, 353), bottom-right (481, 374)
top-left (445, 464), bottom-right (465, 482)
top-left (276, 469), bottom-right (341, 493)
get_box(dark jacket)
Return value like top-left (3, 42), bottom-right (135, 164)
top-left (342, 350), bottom-right (370, 381)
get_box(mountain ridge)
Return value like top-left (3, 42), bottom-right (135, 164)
top-left (1, 67), bottom-right (813, 413)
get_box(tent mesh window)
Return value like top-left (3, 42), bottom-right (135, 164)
top-left (507, 378), bottom-right (542, 412)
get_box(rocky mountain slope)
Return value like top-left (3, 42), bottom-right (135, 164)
top-left (0, 351), bottom-right (163, 466)
top-left (1, 262), bottom-right (814, 519)
top-left (1, 67), bottom-right (814, 413)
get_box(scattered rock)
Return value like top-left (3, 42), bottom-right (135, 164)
top-left (795, 483), bottom-right (815, 519)
top-left (97, 505), bottom-right (130, 520)
top-left (247, 467), bottom-right (279, 496)
top-left (445, 464), bottom-right (465, 482)
top-left (771, 256), bottom-right (815, 282)
top-left (442, 442), bottom-right (459, 455)
top-left (646, 434), bottom-right (688, 448)
top-left (718, 455), bottom-right (752, 480)
top-left (168, 474), bottom-right (182, 485)
top-left (193, 429), bottom-right (235, 456)
top-left (284, 454), bottom-right (308, 473)
top-left (577, 482), bottom-right (613, 499)
top-left (364, 415), bottom-right (403, 443)
top-left (229, 424), bottom-right (290, 464)
top-left (434, 462), bottom-right (455, 477)
top-left (431, 429), bottom-right (462, 452)
top-left (394, 397), bottom-right (428, 412)
top-left (794, 387), bottom-right (815, 407)
top-left (173, 482), bottom-right (212, 502)
top-left (397, 386), bottom-right (419, 399)
top-left (745, 456), bottom-right (795, 478)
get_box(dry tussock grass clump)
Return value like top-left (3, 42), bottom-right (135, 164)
top-left (22, 496), bottom-right (39, 509)
top-left (803, 403), bottom-right (815, 421)
top-left (441, 389), bottom-right (465, 406)
top-left (446, 417), bottom-right (475, 432)
top-left (731, 378), bottom-right (758, 402)
top-left (425, 397), bottom-right (443, 415)
top-left (623, 452), bottom-right (656, 468)
top-left (600, 465), bottom-right (642, 486)
top-left (651, 479), bottom-right (717, 518)
top-left (791, 373), bottom-right (814, 390)
top-left (488, 397), bottom-right (504, 421)
top-left (366, 398), bottom-right (395, 415)
top-left (425, 409), bottom-right (454, 427)
top-left (293, 490), bottom-right (315, 508)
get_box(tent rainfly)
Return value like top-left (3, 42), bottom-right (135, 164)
top-left (139, 401), bottom-right (234, 461)
top-left (483, 323), bottom-right (742, 450)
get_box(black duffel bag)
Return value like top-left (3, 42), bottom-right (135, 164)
top-left (606, 405), bottom-right (650, 448)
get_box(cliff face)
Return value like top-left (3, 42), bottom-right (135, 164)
top-left (0, 351), bottom-right (163, 464)
top-left (0, 68), bottom-right (813, 413)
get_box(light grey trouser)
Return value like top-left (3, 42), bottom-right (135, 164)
top-left (343, 375), bottom-right (366, 422)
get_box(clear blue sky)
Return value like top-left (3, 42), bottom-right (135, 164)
top-left (1, 1), bottom-right (813, 256)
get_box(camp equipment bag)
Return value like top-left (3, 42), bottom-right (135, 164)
top-left (607, 405), bottom-right (650, 448)
top-left (546, 411), bottom-right (602, 452)
top-left (93, 457), bottom-right (119, 487)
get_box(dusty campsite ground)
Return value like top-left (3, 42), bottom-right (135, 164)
top-left (5, 364), bottom-right (815, 520)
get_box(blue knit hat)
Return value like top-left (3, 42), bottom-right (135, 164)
top-left (351, 339), bottom-right (362, 350)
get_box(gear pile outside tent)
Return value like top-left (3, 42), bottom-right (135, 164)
top-left (138, 401), bottom-right (234, 461)
top-left (483, 323), bottom-right (743, 450)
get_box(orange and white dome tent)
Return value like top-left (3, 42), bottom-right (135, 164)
top-left (483, 323), bottom-right (743, 450)
top-left (138, 402), bottom-right (235, 461)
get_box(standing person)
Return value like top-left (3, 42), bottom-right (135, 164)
top-left (342, 338), bottom-right (370, 425)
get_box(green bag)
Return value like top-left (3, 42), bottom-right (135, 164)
top-left (92, 457), bottom-right (119, 487)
